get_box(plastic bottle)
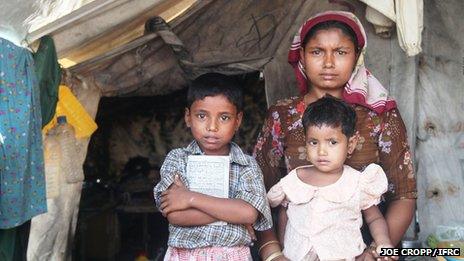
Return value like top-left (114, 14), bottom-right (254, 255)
top-left (43, 130), bottom-right (61, 198)
top-left (56, 116), bottom-right (84, 183)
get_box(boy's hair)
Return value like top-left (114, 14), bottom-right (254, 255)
top-left (187, 73), bottom-right (243, 112)
top-left (302, 95), bottom-right (356, 137)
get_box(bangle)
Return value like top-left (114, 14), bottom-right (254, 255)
top-left (264, 250), bottom-right (283, 261)
top-left (258, 240), bottom-right (280, 253)
top-left (366, 242), bottom-right (377, 253)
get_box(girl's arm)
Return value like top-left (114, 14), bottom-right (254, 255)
top-left (160, 175), bottom-right (258, 224)
top-left (363, 205), bottom-right (392, 246)
top-left (363, 205), bottom-right (398, 260)
top-left (385, 198), bottom-right (415, 245)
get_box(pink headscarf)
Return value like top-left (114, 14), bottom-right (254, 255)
top-left (288, 11), bottom-right (397, 114)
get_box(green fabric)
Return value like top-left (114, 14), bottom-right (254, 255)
top-left (33, 35), bottom-right (61, 127)
top-left (0, 222), bottom-right (30, 261)
top-left (0, 228), bottom-right (16, 261)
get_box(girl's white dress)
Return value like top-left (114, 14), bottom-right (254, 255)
top-left (267, 164), bottom-right (388, 261)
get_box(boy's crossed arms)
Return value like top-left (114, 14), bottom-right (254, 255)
top-left (160, 174), bottom-right (257, 239)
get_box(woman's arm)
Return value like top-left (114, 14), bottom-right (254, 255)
top-left (160, 175), bottom-right (258, 224)
top-left (277, 206), bottom-right (288, 244)
top-left (253, 104), bottom-right (289, 260)
top-left (378, 109), bottom-right (417, 245)
top-left (257, 228), bottom-right (288, 261)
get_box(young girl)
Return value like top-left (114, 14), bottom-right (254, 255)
top-left (267, 96), bottom-right (396, 261)
top-left (154, 73), bottom-right (272, 260)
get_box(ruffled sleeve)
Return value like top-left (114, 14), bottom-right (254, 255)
top-left (267, 168), bottom-right (315, 207)
top-left (267, 182), bottom-right (286, 208)
top-left (359, 163), bottom-right (388, 210)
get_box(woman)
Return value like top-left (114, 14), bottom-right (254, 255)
top-left (254, 11), bottom-right (416, 261)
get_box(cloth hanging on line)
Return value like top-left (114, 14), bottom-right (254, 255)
top-left (359, 0), bottom-right (423, 56)
top-left (0, 38), bottom-right (47, 229)
top-left (33, 35), bottom-right (61, 127)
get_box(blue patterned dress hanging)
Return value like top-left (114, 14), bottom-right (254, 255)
top-left (0, 38), bottom-right (47, 228)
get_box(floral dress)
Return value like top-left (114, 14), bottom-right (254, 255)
top-left (253, 96), bottom-right (416, 202)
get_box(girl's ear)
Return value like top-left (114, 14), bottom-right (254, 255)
top-left (347, 131), bottom-right (359, 154)
top-left (184, 108), bottom-right (191, 128)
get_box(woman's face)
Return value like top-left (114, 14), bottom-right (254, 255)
top-left (300, 28), bottom-right (357, 94)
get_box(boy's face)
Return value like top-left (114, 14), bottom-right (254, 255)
top-left (185, 94), bottom-right (242, 155)
top-left (305, 124), bottom-right (357, 174)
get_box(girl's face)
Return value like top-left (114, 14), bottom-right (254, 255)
top-left (185, 94), bottom-right (242, 155)
top-left (300, 28), bottom-right (357, 95)
top-left (305, 124), bottom-right (357, 175)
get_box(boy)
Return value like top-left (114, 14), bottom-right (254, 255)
top-left (154, 73), bottom-right (272, 260)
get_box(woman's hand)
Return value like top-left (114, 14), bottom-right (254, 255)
top-left (160, 175), bottom-right (195, 215)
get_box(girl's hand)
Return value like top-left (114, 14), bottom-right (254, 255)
top-left (160, 175), bottom-right (194, 215)
top-left (374, 244), bottom-right (399, 260)
top-left (355, 249), bottom-right (375, 261)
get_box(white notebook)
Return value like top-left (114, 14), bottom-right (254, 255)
top-left (186, 155), bottom-right (230, 225)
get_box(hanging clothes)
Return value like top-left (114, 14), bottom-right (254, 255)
top-left (359, 0), bottom-right (424, 56)
top-left (33, 35), bottom-right (61, 127)
top-left (0, 38), bottom-right (47, 229)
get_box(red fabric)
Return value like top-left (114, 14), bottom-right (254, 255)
top-left (287, 11), bottom-right (397, 114)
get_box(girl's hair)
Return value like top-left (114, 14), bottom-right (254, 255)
top-left (187, 73), bottom-right (243, 112)
top-left (302, 95), bottom-right (356, 137)
top-left (302, 20), bottom-right (360, 54)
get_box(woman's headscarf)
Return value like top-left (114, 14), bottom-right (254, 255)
top-left (288, 11), bottom-right (397, 114)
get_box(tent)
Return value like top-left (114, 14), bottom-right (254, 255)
top-left (1, 0), bottom-right (463, 259)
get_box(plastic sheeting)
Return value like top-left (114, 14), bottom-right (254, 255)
top-left (0, 0), bottom-right (90, 47)
top-left (415, 0), bottom-right (464, 241)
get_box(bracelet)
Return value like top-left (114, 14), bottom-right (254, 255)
top-left (258, 240), bottom-right (280, 253)
top-left (264, 250), bottom-right (283, 261)
top-left (366, 242), bottom-right (377, 253)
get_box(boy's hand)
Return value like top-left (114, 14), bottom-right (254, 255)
top-left (245, 224), bottom-right (257, 241)
top-left (160, 175), bottom-right (194, 215)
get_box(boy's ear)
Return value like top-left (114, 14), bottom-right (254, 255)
top-left (347, 131), bottom-right (359, 154)
top-left (184, 108), bottom-right (191, 128)
top-left (235, 111), bottom-right (243, 131)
